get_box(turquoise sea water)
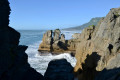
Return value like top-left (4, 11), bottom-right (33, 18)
top-left (18, 30), bottom-right (81, 75)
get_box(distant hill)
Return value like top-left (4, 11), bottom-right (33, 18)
top-left (63, 17), bottom-right (102, 31)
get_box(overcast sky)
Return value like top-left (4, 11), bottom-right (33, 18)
top-left (8, 0), bottom-right (120, 30)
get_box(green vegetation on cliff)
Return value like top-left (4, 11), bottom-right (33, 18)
top-left (63, 17), bottom-right (102, 31)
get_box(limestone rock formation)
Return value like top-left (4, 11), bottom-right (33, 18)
top-left (74, 8), bottom-right (120, 80)
top-left (66, 39), bottom-right (80, 51)
top-left (39, 30), bottom-right (53, 52)
top-left (53, 29), bottom-right (61, 42)
top-left (39, 29), bottom-right (78, 54)
top-left (60, 34), bottom-right (65, 42)
top-left (0, 0), bottom-right (45, 80)
top-left (72, 33), bottom-right (81, 39)
top-left (44, 59), bottom-right (74, 80)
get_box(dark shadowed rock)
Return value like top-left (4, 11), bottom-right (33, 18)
top-left (0, 0), bottom-right (10, 27)
top-left (44, 59), bottom-right (74, 80)
top-left (75, 52), bottom-right (101, 80)
top-left (0, 0), bottom-right (45, 80)
top-left (95, 68), bottom-right (120, 80)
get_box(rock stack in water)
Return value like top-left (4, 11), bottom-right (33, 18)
top-left (39, 29), bottom-right (81, 55)
top-left (39, 30), bottom-right (53, 52)
top-left (0, 0), bottom-right (45, 80)
top-left (74, 8), bottom-right (120, 80)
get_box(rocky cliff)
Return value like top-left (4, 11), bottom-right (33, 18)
top-left (0, 0), bottom-right (45, 80)
top-left (74, 8), bottom-right (120, 80)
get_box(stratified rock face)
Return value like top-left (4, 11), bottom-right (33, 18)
top-left (39, 30), bottom-right (53, 52)
top-left (60, 34), bottom-right (65, 42)
top-left (39, 29), bottom-right (81, 54)
top-left (52, 29), bottom-right (67, 53)
top-left (74, 8), bottom-right (120, 80)
top-left (44, 59), bottom-right (74, 80)
top-left (0, 0), bottom-right (45, 80)
top-left (43, 30), bottom-right (52, 45)
top-left (53, 29), bottom-right (61, 42)
top-left (39, 29), bottom-right (71, 54)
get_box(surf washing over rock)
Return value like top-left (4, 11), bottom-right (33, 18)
top-left (18, 30), bottom-right (78, 75)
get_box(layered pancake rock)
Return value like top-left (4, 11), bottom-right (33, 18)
top-left (38, 29), bottom-right (80, 55)
top-left (74, 8), bottom-right (120, 80)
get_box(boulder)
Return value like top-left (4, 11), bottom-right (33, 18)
top-left (44, 59), bottom-right (74, 80)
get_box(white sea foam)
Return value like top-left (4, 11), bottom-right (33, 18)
top-left (25, 30), bottom-right (81, 75)
top-left (26, 40), bottom-right (76, 75)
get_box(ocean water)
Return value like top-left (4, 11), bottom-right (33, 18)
top-left (18, 30), bottom-right (81, 75)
